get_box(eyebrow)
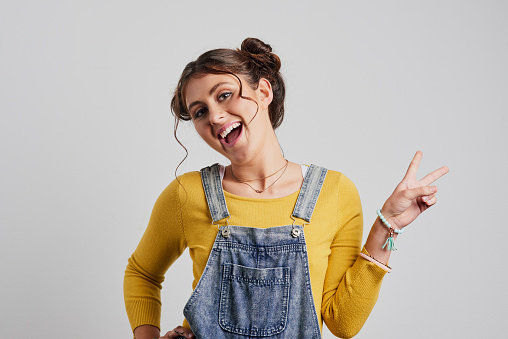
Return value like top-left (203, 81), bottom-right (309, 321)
top-left (187, 81), bottom-right (234, 112)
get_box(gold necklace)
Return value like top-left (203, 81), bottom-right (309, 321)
top-left (230, 160), bottom-right (289, 193)
top-left (230, 160), bottom-right (289, 182)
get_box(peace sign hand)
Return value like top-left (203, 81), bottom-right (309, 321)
top-left (381, 151), bottom-right (449, 230)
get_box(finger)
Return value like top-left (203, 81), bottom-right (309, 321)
top-left (424, 194), bottom-right (437, 206)
top-left (171, 326), bottom-right (194, 339)
top-left (404, 185), bottom-right (437, 200)
top-left (419, 166), bottom-right (449, 186)
top-left (163, 328), bottom-right (185, 339)
top-left (161, 330), bottom-right (178, 339)
top-left (403, 151), bottom-right (423, 181)
top-left (421, 193), bottom-right (436, 203)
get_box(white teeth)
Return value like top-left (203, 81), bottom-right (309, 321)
top-left (220, 122), bottom-right (241, 138)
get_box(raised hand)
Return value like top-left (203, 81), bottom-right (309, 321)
top-left (381, 151), bottom-right (449, 230)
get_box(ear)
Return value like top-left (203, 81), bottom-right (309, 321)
top-left (256, 78), bottom-right (273, 109)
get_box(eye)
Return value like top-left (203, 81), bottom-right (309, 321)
top-left (193, 107), bottom-right (208, 119)
top-left (218, 91), bottom-right (232, 102)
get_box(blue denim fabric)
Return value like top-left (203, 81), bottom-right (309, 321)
top-left (201, 164), bottom-right (230, 223)
top-left (184, 164), bottom-right (327, 338)
top-left (292, 164), bottom-right (328, 222)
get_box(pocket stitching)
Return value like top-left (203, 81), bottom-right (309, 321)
top-left (219, 263), bottom-right (290, 336)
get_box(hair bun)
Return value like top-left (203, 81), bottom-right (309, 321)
top-left (240, 37), bottom-right (281, 73)
top-left (241, 37), bottom-right (273, 54)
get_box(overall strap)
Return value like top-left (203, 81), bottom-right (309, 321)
top-left (292, 164), bottom-right (328, 223)
top-left (201, 164), bottom-right (230, 223)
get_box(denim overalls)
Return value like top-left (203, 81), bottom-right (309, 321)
top-left (183, 163), bottom-right (327, 338)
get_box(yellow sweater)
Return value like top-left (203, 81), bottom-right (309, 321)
top-left (124, 169), bottom-right (387, 338)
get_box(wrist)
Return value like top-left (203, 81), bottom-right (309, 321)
top-left (376, 209), bottom-right (404, 251)
top-left (380, 208), bottom-right (403, 230)
top-left (364, 223), bottom-right (393, 264)
top-left (372, 217), bottom-right (399, 242)
top-left (134, 324), bottom-right (160, 339)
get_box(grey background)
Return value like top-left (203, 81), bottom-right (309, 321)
top-left (1, 1), bottom-right (507, 338)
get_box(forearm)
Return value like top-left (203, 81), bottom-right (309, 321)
top-left (364, 216), bottom-right (398, 265)
top-left (124, 255), bottom-right (164, 331)
top-left (134, 324), bottom-right (160, 339)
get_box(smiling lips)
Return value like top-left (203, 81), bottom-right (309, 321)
top-left (218, 121), bottom-right (243, 147)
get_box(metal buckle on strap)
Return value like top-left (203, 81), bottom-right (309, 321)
top-left (214, 216), bottom-right (231, 238)
top-left (290, 216), bottom-right (308, 238)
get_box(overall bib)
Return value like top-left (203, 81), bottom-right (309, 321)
top-left (183, 164), bottom-right (327, 338)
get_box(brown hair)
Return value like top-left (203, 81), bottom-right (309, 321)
top-left (170, 37), bottom-right (285, 129)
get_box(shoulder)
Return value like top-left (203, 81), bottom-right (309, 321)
top-left (315, 168), bottom-right (363, 231)
top-left (177, 170), bottom-right (203, 188)
top-left (320, 168), bottom-right (358, 194)
top-left (318, 167), bottom-right (361, 210)
top-left (156, 170), bottom-right (204, 206)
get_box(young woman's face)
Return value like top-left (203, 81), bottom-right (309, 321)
top-left (184, 73), bottom-right (273, 163)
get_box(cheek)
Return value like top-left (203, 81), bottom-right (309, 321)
top-left (194, 123), bottom-right (218, 148)
top-left (229, 97), bottom-right (257, 118)
top-left (194, 123), bottom-right (209, 140)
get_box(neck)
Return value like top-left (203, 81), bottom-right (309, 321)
top-left (229, 131), bottom-right (286, 183)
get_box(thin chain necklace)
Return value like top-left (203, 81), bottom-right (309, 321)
top-left (231, 159), bottom-right (288, 182)
top-left (230, 160), bottom-right (289, 193)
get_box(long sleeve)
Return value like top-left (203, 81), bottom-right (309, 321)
top-left (321, 175), bottom-right (387, 338)
top-left (123, 169), bottom-right (387, 337)
top-left (123, 178), bottom-right (187, 332)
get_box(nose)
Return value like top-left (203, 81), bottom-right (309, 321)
top-left (208, 105), bottom-right (226, 125)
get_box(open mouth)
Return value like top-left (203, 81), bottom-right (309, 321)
top-left (218, 122), bottom-right (243, 147)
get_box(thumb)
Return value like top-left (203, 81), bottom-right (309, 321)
top-left (404, 186), bottom-right (437, 200)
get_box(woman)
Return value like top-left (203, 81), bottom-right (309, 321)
top-left (124, 38), bottom-right (448, 339)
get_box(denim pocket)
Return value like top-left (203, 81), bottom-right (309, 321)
top-left (219, 263), bottom-right (290, 337)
